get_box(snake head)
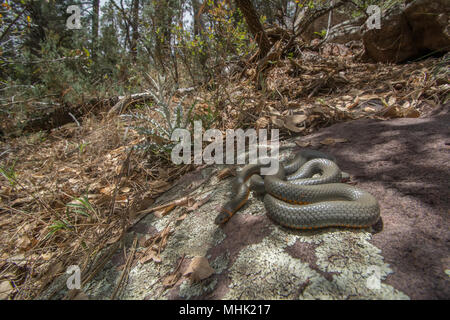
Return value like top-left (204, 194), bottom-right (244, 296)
top-left (214, 209), bottom-right (232, 225)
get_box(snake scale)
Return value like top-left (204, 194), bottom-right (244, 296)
top-left (215, 149), bottom-right (380, 229)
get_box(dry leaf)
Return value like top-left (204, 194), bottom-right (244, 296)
top-left (17, 235), bottom-right (32, 251)
top-left (255, 117), bottom-right (269, 129)
top-left (320, 138), bottom-right (348, 146)
top-left (346, 96), bottom-right (360, 110)
top-left (287, 114), bottom-right (307, 124)
top-left (295, 140), bottom-right (311, 147)
top-left (270, 116), bottom-right (284, 127)
top-left (0, 281), bottom-right (14, 300)
top-left (100, 186), bottom-right (113, 195)
top-left (154, 203), bottom-right (175, 218)
top-left (217, 168), bottom-right (233, 180)
top-left (403, 108), bottom-right (420, 118)
top-left (7, 253), bottom-right (27, 267)
top-left (176, 213), bottom-right (188, 222)
top-left (183, 256), bottom-right (214, 283)
top-left (140, 250), bottom-right (162, 264)
top-left (283, 115), bottom-right (307, 133)
top-left (120, 187), bottom-right (131, 193)
top-left (388, 96), bottom-right (397, 106)
top-left (186, 193), bottom-right (213, 212)
top-left (41, 252), bottom-right (53, 261)
top-left (149, 180), bottom-right (172, 193)
top-left (115, 194), bottom-right (128, 202)
top-left (383, 106), bottom-right (402, 118)
top-left (152, 254), bottom-right (162, 263)
top-left (163, 272), bottom-right (181, 288)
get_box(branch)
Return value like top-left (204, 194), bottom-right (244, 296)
top-left (282, 0), bottom-right (349, 55)
top-left (0, 7), bottom-right (28, 43)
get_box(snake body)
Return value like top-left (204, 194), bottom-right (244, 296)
top-left (215, 149), bottom-right (380, 229)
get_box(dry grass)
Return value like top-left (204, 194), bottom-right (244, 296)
top-left (0, 114), bottom-right (188, 299)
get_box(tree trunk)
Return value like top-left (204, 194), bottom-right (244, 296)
top-left (131, 0), bottom-right (140, 61)
top-left (191, 0), bottom-right (205, 36)
top-left (234, 0), bottom-right (272, 57)
top-left (92, 0), bottom-right (99, 59)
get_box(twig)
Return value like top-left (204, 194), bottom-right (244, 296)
top-left (68, 113), bottom-right (80, 127)
top-left (111, 236), bottom-right (137, 300)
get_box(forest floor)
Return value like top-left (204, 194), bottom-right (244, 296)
top-left (0, 46), bottom-right (448, 299)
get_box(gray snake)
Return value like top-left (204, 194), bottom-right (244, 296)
top-left (215, 149), bottom-right (381, 229)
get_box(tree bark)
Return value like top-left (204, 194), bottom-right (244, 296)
top-left (92, 0), bottom-right (99, 59)
top-left (131, 0), bottom-right (140, 61)
top-left (234, 0), bottom-right (272, 57)
top-left (191, 0), bottom-right (205, 36)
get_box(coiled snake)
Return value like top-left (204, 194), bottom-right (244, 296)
top-left (215, 150), bottom-right (380, 229)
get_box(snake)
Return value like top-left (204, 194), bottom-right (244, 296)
top-left (214, 149), bottom-right (380, 229)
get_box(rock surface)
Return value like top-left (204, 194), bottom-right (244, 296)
top-left (362, 0), bottom-right (450, 63)
top-left (40, 104), bottom-right (449, 300)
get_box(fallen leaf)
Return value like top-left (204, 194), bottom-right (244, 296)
top-left (0, 281), bottom-right (14, 300)
top-left (255, 117), bottom-right (269, 129)
top-left (162, 272), bottom-right (181, 288)
top-left (283, 115), bottom-right (307, 133)
top-left (382, 105), bottom-right (402, 118)
top-left (346, 96), bottom-right (360, 110)
top-left (295, 140), bottom-right (311, 147)
top-left (183, 256), bottom-right (214, 283)
top-left (270, 116), bottom-right (284, 127)
top-left (7, 254), bottom-right (27, 267)
top-left (176, 213), bottom-right (188, 222)
top-left (120, 187), bottom-right (131, 193)
top-left (154, 203), bottom-right (175, 218)
top-left (139, 250), bottom-right (162, 264)
top-left (17, 235), bottom-right (32, 251)
top-left (152, 254), bottom-right (162, 263)
top-left (41, 252), bottom-right (53, 261)
top-left (100, 186), bottom-right (113, 195)
top-left (217, 168), bottom-right (233, 180)
top-left (388, 96), bottom-right (397, 106)
top-left (403, 108), bottom-right (420, 118)
top-left (320, 138), bottom-right (348, 146)
top-left (186, 193), bottom-right (213, 212)
top-left (149, 180), bottom-right (172, 193)
top-left (115, 194), bottom-right (128, 202)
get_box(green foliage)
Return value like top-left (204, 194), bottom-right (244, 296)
top-left (122, 74), bottom-right (196, 156)
top-left (314, 29), bottom-right (327, 38)
top-left (170, 0), bottom-right (255, 84)
top-left (46, 220), bottom-right (71, 239)
top-left (0, 160), bottom-right (17, 188)
top-left (46, 193), bottom-right (95, 239)
top-left (66, 195), bottom-right (96, 218)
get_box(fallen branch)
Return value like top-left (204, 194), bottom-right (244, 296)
top-left (282, 0), bottom-right (349, 55)
top-left (107, 87), bottom-right (195, 115)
